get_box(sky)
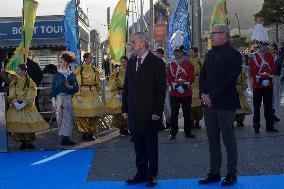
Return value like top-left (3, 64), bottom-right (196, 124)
top-left (0, 0), bottom-right (157, 40)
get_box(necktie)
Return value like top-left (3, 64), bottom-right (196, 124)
top-left (136, 57), bottom-right (142, 71)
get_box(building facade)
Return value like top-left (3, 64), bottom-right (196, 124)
top-left (0, 14), bottom-right (90, 69)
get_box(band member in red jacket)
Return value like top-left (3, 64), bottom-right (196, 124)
top-left (248, 41), bottom-right (278, 133)
top-left (167, 45), bottom-right (195, 140)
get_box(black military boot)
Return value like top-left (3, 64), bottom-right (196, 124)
top-left (253, 124), bottom-right (261, 134)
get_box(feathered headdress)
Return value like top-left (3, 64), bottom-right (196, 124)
top-left (170, 30), bottom-right (184, 51)
top-left (251, 24), bottom-right (269, 45)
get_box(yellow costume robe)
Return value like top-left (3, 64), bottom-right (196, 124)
top-left (190, 57), bottom-right (203, 122)
top-left (235, 66), bottom-right (252, 123)
top-left (6, 76), bottom-right (49, 142)
top-left (72, 64), bottom-right (104, 135)
top-left (105, 67), bottom-right (127, 130)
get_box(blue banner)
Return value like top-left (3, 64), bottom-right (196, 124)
top-left (0, 19), bottom-right (64, 41)
top-left (64, 0), bottom-right (80, 65)
top-left (168, 0), bottom-right (191, 58)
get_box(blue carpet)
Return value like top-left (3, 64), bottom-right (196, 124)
top-left (1, 150), bottom-right (284, 189)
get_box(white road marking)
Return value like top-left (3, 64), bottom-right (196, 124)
top-left (30, 150), bottom-right (76, 166)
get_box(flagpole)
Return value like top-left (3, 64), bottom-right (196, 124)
top-left (76, 0), bottom-right (82, 65)
top-left (149, 0), bottom-right (154, 51)
top-left (126, 0), bottom-right (130, 56)
top-left (224, 1), bottom-right (228, 26)
top-left (192, 0), bottom-right (202, 56)
top-left (22, 0), bottom-right (26, 64)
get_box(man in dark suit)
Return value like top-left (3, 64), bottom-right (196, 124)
top-left (199, 24), bottom-right (242, 186)
top-left (122, 32), bottom-right (166, 187)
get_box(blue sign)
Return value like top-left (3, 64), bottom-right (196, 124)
top-left (0, 19), bottom-right (64, 41)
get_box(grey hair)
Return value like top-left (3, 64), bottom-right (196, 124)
top-left (132, 32), bottom-right (150, 49)
top-left (212, 24), bottom-right (230, 39)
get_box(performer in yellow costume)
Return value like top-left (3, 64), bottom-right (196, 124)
top-left (189, 47), bottom-right (203, 129)
top-left (6, 64), bottom-right (49, 150)
top-left (73, 53), bottom-right (104, 141)
top-left (235, 65), bottom-right (252, 126)
top-left (105, 56), bottom-right (129, 136)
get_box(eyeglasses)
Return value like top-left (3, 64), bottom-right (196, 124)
top-left (210, 31), bottom-right (223, 36)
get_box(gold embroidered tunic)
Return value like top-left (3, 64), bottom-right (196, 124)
top-left (6, 76), bottom-right (49, 133)
top-left (105, 67), bottom-right (126, 115)
top-left (72, 64), bottom-right (104, 117)
top-left (190, 57), bottom-right (203, 108)
top-left (236, 66), bottom-right (252, 115)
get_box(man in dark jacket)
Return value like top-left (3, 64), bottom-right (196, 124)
top-left (122, 32), bottom-right (166, 187)
top-left (198, 24), bottom-right (242, 187)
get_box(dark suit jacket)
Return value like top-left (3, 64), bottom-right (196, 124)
top-left (122, 51), bottom-right (166, 133)
top-left (199, 42), bottom-right (242, 110)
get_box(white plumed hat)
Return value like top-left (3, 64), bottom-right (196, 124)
top-left (251, 24), bottom-right (269, 45)
top-left (170, 30), bottom-right (184, 51)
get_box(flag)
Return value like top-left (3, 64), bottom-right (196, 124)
top-left (109, 0), bottom-right (127, 64)
top-left (6, 0), bottom-right (38, 73)
top-left (168, 0), bottom-right (191, 58)
top-left (64, 0), bottom-right (80, 65)
top-left (208, 0), bottom-right (229, 49)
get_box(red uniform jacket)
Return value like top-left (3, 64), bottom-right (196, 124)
top-left (248, 52), bottom-right (276, 89)
top-left (166, 58), bottom-right (195, 97)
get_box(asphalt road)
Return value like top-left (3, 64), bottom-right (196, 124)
top-left (88, 105), bottom-right (284, 181)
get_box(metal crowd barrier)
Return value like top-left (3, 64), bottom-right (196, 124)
top-left (0, 92), bottom-right (7, 152)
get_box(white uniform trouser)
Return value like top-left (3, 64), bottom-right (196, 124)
top-left (56, 95), bottom-right (74, 137)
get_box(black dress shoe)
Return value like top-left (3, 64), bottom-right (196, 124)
top-left (146, 177), bottom-right (157, 187)
top-left (199, 172), bottom-right (221, 184)
top-left (169, 135), bottom-right (176, 140)
top-left (221, 175), bottom-right (237, 186)
top-left (126, 175), bottom-right (147, 185)
top-left (185, 133), bottom-right (195, 138)
top-left (266, 128), bottom-right (279, 133)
